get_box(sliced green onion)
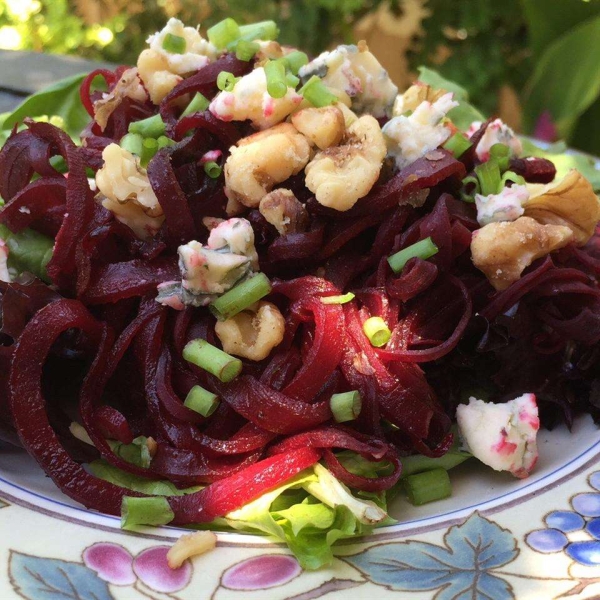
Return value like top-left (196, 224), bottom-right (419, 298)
top-left (443, 132), bottom-right (472, 158)
top-left (387, 237), bottom-right (439, 273)
top-left (121, 496), bottom-right (174, 530)
top-left (217, 71), bottom-right (240, 92)
top-left (264, 59), bottom-right (288, 99)
top-left (460, 175), bottom-right (480, 203)
top-left (183, 339), bottom-right (242, 382)
top-left (140, 137), bottom-right (158, 167)
top-left (235, 39), bottom-right (260, 61)
top-left (209, 273), bottom-right (271, 321)
top-left (500, 170), bottom-right (526, 187)
top-left (162, 33), bottom-right (186, 54)
top-left (203, 161), bottom-right (222, 179)
top-left (474, 160), bottom-right (501, 196)
top-left (401, 449), bottom-right (471, 478)
top-left (330, 391), bottom-right (362, 423)
top-left (120, 132), bottom-right (143, 156)
top-left (363, 316), bottom-right (391, 348)
top-left (156, 135), bottom-right (175, 150)
top-left (489, 143), bottom-right (511, 171)
top-left (184, 385), bottom-right (220, 417)
top-left (238, 20), bottom-right (279, 42)
top-left (181, 92), bottom-right (210, 117)
top-left (404, 468), bottom-right (452, 506)
top-left (207, 18), bottom-right (241, 49)
top-left (128, 114), bottom-right (166, 138)
top-left (320, 292), bottom-right (355, 305)
top-left (299, 75), bottom-right (338, 108)
top-left (283, 50), bottom-right (309, 75)
top-left (286, 72), bottom-right (300, 89)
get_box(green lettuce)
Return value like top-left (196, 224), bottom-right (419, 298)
top-left (0, 224), bottom-right (54, 283)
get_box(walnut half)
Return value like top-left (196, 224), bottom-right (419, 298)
top-left (471, 216), bottom-right (573, 291)
top-left (524, 169), bottom-right (600, 246)
top-left (259, 189), bottom-right (309, 235)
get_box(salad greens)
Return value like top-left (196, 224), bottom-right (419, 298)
top-left (0, 224), bottom-right (53, 283)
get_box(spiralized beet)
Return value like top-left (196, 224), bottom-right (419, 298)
top-left (1, 53), bottom-right (599, 529)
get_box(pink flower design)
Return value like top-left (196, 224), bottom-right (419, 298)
top-left (222, 554), bottom-right (302, 590)
top-left (83, 543), bottom-right (192, 593)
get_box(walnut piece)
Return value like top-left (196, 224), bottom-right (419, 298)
top-left (291, 105), bottom-right (345, 150)
top-left (259, 189), bottom-right (309, 235)
top-left (471, 216), bottom-right (573, 290)
top-left (524, 169), bottom-right (600, 246)
top-left (224, 123), bottom-right (310, 208)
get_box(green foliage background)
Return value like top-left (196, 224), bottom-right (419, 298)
top-left (1, 0), bottom-right (600, 153)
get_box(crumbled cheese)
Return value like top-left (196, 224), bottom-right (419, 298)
top-left (299, 43), bottom-right (398, 118)
top-left (179, 242), bottom-right (251, 301)
top-left (475, 184), bottom-right (530, 226)
top-left (456, 394), bottom-right (539, 479)
top-left (167, 531), bottom-right (217, 569)
top-left (468, 118), bottom-right (522, 162)
top-left (157, 218), bottom-right (259, 309)
top-left (382, 93), bottom-right (458, 168)
top-left (147, 18), bottom-right (217, 75)
top-left (0, 239), bottom-right (10, 282)
top-left (210, 68), bottom-right (302, 130)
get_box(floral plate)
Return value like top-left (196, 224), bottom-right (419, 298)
top-left (1, 414), bottom-right (600, 600)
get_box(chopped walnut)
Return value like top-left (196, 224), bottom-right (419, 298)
top-left (304, 114), bottom-right (386, 211)
top-left (291, 105), bottom-right (345, 150)
top-left (259, 189), bottom-right (309, 235)
top-left (392, 83), bottom-right (447, 116)
top-left (215, 300), bottom-right (285, 361)
top-left (167, 531), bottom-right (217, 569)
top-left (524, 169), bottom-right (600, 246)
top-left (224, 123), bottom-right (311, 208)
top-left (94, 68), bottom-right (147, 131)
top-left (471, 216), bottom-right (573, 291)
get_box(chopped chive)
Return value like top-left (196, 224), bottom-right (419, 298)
top-left (121, 496), bottom-right (174, 530)
top-left (489, 143), bottom-right (511, 171)
top-left (320, 292), bottom-right (355, 305)
top-left (299, 75), bottom-right (338, 108)
top-left (330, 391), bottom-right (362, 423)
top-left (404, 468), bottom-right (452, 506)
top-left (140, 137), bottom-right (158, 167)
top-left (203, 161), bottom-right (222, 179)
top-left (156, 135), bottom-right (175, 150)
top-left (474, 160), bottom-right (501, 196)
top-left (238, 20), bottom-right (279, 42)
top-left (128, 114), bottom-right (166, 138)
top-left (235, 39), bottom-right (260, 61)
top-left (401, 450), bottom-right (471, 478)
top-left (443, 132), bottom-right (472, 158)
top-left (162, 33), bottom-right (186, 54)
top-left (209, 273), bottom-right (271, 321)
top-left (363, 316), bottom-right (391, 348)
top-left (181, 92), bottom-right (210, 117)
top-left (120, 132), bottom-right (143, 156)
top-left (500, 170), bottom-right (526, 187)
top-left (264, 59), bottom-right (288, 99)
top-left (387, 237), bottom-right (439, 273)
top-left (460, 175), bottom-right (480, 203)
top-left (207, 18), bottom-right (241, 49)
top-left (283, 50), bottom-right (309, 75)
top-left (183, 339), bottom-right (242, 383)
top-left (184, 385), bottom-right (220, 417)
top-left (285, 72), bottom-right (300, 89)
top-left (217, 71), bottom-right (240, 92)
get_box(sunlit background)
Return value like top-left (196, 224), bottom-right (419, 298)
top-left (1, 0), bottom-right (599, 152)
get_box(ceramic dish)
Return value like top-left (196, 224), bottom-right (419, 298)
top-left (2, 414), bottom-right (600, 600)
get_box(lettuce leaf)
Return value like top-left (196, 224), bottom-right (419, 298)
top-left (2, 73), bottom-right (91, 142)
top-left (89, 460), bottom-right (200, 496)
top-left (417, 66), bottom-right (485, 132)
